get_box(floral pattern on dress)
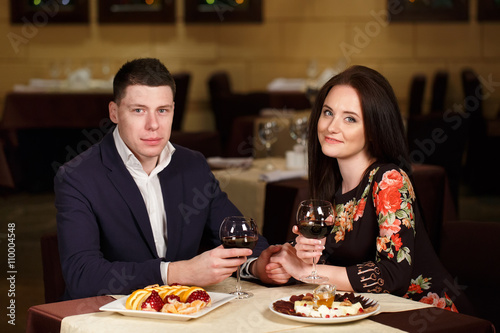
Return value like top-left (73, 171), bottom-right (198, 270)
top-left (333, 165), bottom-right (461, 313)
top-left (333, 167), bottom-right (415, 266)
top-left (332, 168), bottom-right (377, 242)
top-left (404, 275), bottom-right (458, 312)
top-left (373, 169), bottom-right (415, 265)
top-left (405, 274), bottom-right (431, 296)
top-left (421, 292), bottom-right (458, 312)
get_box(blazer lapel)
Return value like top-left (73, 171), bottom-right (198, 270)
top-left (101, 133), bottom-right (158, 258)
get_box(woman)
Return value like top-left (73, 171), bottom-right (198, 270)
top-left (270, 65), bottom-right (472, 313)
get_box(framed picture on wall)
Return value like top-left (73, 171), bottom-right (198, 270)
top-left (388, 0), bottom-right (469, 22)
top-left (184, 0), bottom-right (262, 23)
top-left (98, 0), bottom-right (175, 24)
top-left (478, 0), bottom-right (500, 21)
top-left (10, 0), bottom-right (89, 24)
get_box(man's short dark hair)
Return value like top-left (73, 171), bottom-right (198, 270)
top-left (113, 58), bottom-right (176, 104)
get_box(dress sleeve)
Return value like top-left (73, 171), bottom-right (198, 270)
top-left (347, 168), bottom-right (416, 295)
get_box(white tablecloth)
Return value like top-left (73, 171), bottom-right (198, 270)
top-left (61, 279), bottom-right (433, 333)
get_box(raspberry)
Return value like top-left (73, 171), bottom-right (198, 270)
top-left (185, 290), bottom-right (211, 304)
top-left (164, 294), bottom-right (181, 303)
top-left (141, 290), bottom-right (165, 312)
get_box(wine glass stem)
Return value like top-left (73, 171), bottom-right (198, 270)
top-left (311, 256), bottom-right (318, 276)
top-left (265, 143), bottom-right (271, 158)
top-left (235, 265), bottom-right (242, 294)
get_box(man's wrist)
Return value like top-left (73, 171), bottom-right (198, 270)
top-left (161, 261), bottom-right (170, 285)
top-left (240, 257), bottom-right (258, 279)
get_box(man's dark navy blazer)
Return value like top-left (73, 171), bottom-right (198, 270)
top-left (55, 130), bottom-right (268, 300)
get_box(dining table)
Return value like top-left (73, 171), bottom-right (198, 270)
top-left (26, 277), bottom-right (494, 333)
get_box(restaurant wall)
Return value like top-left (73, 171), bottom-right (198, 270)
top-left (0, 0), bottom-right (499, 131)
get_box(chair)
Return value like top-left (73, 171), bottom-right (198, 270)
top-left (172, 72), bottom-right (191, 132)
top-left (262, 178), bottom-right (310, 245)
top-left (406, 110), bottom-right (468, 209)
top-left (461, 69), bottom-right (491, 192)
top-left (408, 74), bottom-right (426, 116)
top-left (430, 70), bottom-right (448, 113)
top-left (0, 143), bottom-right (14, 188)
top-left (411, 164), bottom-right (456, 253)
top-left (439, 220), bottom-right (500, 329)
top-left (170, 131), bottom-right (221, 158)
top-left (208, 71), bottom-right (270, 157)
top-left (40, 231), bottom-right (65, 303)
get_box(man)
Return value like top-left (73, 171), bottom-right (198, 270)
top-left (55, 58), bottom-right (289, 300)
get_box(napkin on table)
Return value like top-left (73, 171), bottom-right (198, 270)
top-left (259, 169), bottom-right (307, 182)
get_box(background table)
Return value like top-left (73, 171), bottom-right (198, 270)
top-left (0, 91), bottom-right (113, 190)
top-left (0, 91), bottom-right (219, 190)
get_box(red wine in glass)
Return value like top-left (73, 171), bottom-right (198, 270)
top-left (298, 220), bottom-right (333, 239)
top-left (296, 199), bottom-right (335, 284)
top-left (222, 236), bottom-right (258, 249)
top-left (219, 216), bottom-right (258, 299)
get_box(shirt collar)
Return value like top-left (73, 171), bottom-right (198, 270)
top-left (113, 126), bottom-right (175, 176)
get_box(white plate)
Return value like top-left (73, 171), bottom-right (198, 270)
top-left (99, 292), bottom-right (236, 321)
top-left (269, 295), bottom-right (381, 324)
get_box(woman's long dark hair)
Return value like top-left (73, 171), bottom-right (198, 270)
top-left (307, 65), bottom-right (410, 201)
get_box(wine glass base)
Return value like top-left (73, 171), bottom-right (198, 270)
top-left (230, 291), bottom-right (253, 299)
top-left (262, 162), bottom-right (275, 171)
top-left (300, 275), bottom-right (329, 284)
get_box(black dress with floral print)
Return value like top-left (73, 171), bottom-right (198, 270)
top-left (321, 163), bottom-right (471, 313)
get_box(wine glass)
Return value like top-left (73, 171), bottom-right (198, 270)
top-left (257, 120), bottom-right (278, 170)
top-left (296, 199), bottom-right (335, 284)
top-left (289, 115), bottom-right (308, 147)
top-left (219, 216), bottom-right (259, 299)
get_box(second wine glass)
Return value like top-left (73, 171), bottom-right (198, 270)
top-left (296, 199), bottom-right (335, 284)
top-left (219, 216), bottom-right (258, 299)
top-left (258, 120), bottom-right (278, 170)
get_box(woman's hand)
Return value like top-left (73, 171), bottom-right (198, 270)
top-left (270, 242), bottom-right (353, 292)
top-left (292, 225), bottom-right (326, 264)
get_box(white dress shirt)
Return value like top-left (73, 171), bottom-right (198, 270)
top-left (113, 127), bottom-right (175, 284)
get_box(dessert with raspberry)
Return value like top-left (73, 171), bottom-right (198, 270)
top-left (125, 284), bottom-right (212, 315)
top-left (140, 291), bottom-right (165, 312)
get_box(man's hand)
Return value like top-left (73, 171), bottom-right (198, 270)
top-left (167, 245), bottom-right (252, 286)
top-left (268, 242), bottom-right (311, 281)
top-left (251, 245), bottom-right (291, 285)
